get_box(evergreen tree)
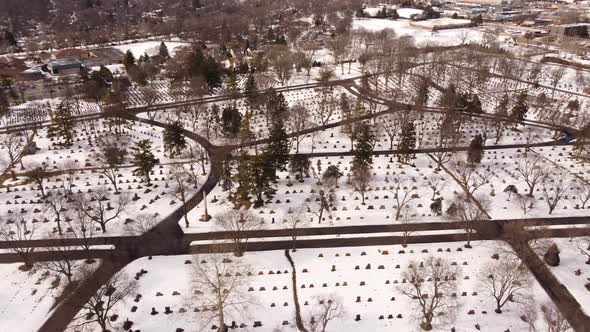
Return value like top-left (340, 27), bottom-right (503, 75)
top-left (266, 121), bottom-right (290, 172)
top-left (221, 105), bottom-right (242, 137)
top-left (265, 89), bottom-right (288, 125)
top-left (239, 111), bottom-right (254, 145)
top-left (203, 56), bottom-right (224, 90)
top-left (289, 155), bottom-right (310, 182)
top-left (352, 122), bottom-right (374, 169)
top-left (250, 152), bottom-right (275, 207)
top-left (467, 134), bottom-right (484, 165)
top-left (48, 101), bottom-right (75, 146)
top-left (131, 139), bottom-right (160, 186)
top-left (398, 121), bottom-right (416, 163)
top-left (123, 50), bottom-right (136, 69)
top-left (159, 42), bottom-right (170, 62)
top-left (0, 88), bottom-right (9, 118)
top-left (510, 93), bottom-right (528, 127)
top-left (244, 73), bottom-right (259, 111)
top-left (234, 151), bottom-right (252, 207)
top-left (163, 121), bottom-right (187, 158)
top-left (102, 89), bottom-right (130, 138)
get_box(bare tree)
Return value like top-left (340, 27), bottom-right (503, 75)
top-left (380, 113), bottom-right (401, 150)
top-left (215, 209), bottom-right (261, 257)
top-left (542, 175), bottom-right (570, 215)
top-left (70, 206), bottom-right (97, 263)
top-left (427, 175), bottom-right (446, 201)
top-left (479, 258), bottom-right (532, 313)
top-left (142, 86), bottom-right (160, 120)
top-left (391, 177), bottom-right (417, 220)
top-left (306, 294), bottom-right (344, 332)
top-left (44, 190), bottom-right (70, 235)
top-left (399, 205), bottom-right (416, 248)
top-left (521, 301), bottom-right (538, 332)
top-left (96, 137), bottom-right (128, 194)
top-left (71, 269), bottom-right (138, 332)
top-left (517, 194), bottom-right (535, 215)
top-left (574, 181), bottom-right (590, 209)
top-left (2, 132), bottom-right (22, 170)
top-left (191, 252), bottom-right (252, 332)
top-left (448, 194), bottom-right (490, 248)
top-left (38, 233), bottom-right (78, 284)
top-left (171, 166), bottom-right (191, 228)
top-left (400, 256), bottom-right (461, 331)
top-left (574, 237), bottom-right (590, 264)
top-left (285, 206), bottom-right (307, 252)
top-left (26, 163), bottom-right (49, 198)
top-left (288, 104), bottom-right (310, 153)
top-left (77, 188), bottom-right (129, 233)
top-left (0, 213), bottom-right (37, 270)
top-left (516, 154), bottom-right (548, 196)
top-left (451, 160), bottom-right (495, 195)
top-left (549, 67), bottom-right (566, 99)
top-left (541, 301), bottom-right (572, 332)
top-left (126, 213), bottom-right (158, 236)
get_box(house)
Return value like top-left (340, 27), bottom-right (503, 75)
top-left (52, 48), bottom-right (96, 60)
top-left (47, 58), bottom-right (82, 76)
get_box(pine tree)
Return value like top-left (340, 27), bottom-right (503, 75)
top-left (131, 139), bottom-right (160, 186)
top-left (510, 93), bottom-right (528, 127)
top-left (398, 121), bottom-right (416, 163)
top-left (234, 151), bottom-right (252, 207)
top-left (244, 73), bottom-right (259, 111)
top-left (159, 42), bottom-right (170, 62)
top-left (289, 155), bottom-right (310, 182)
top-left (265, 89), bottom-right (288, 125)
top-left (266, 121), bottom-right (290, 171)
top-left (250, 152), bottom-right (275, 207)
top-left (203, 56), bottom-right (224, 90)
top-left (0, 88), bottom-right (9, 118)
top-left (123, 50), bottom-right (136, 69)
top-left (352, 122), bottom-right (374, 169)
top-left (163, 121), bottom-right (187, 158)
top-left (239, 111), bottom-right (254, 145)
top-left (221, 105), bottom-right (242, 137)
top-left (467, 134), bottom-right (484, 165)
top-left (48, 101), bottom-right (75, 146)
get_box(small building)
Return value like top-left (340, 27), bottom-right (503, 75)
top-left (52, 48), bottom-right (96, 60)
top-left (47, 59), bottom-right (82, 76)
top-left (550, 23), bottom-right (590, 38)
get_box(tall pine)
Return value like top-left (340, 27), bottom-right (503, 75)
top-left (131, 139), bottom-right (160, 186)
top-left (48, 101), bottom-right (75, 146)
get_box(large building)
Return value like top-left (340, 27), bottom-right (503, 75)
top-left (47, 58), bottom-right (82, 76)
top-left (550, 23), bottom-right (590, 38)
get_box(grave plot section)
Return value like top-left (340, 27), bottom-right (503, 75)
top-left (538, 237), bottom-right (590, 315)
top-left (0, 260), bottom-right (99, 332)
top-left (0, 118), bottom-right (210, 239)
top-left (67, 252), bottom-right (293, 332)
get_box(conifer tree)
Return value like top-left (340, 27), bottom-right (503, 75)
top-left (467, 134), bottom-right (484, 165)
top-left (163, 121), bottom-right (187, 158)
top-left (398, 121), bottom-right (416, 163)
top-left (131, 139), bottom-right (160, 186)
top-left (266, 121), bottom-right (290, 171)
top-left (234, 151), bottom-right (252, 207)
top-left (352, 121), bottom-right (374, 169)
top-left (250, 152), bottom-right (275, 207)
top-left (510, 93), bottom-right (528, 127)
top-left (159, 42), bottom-right (170, 62)
top-left (48, 101), bottom-right (75, 146)
top-left (244, 73), bottom-right (259, 111)
top-left (123, 50), bottom-right (135, 69)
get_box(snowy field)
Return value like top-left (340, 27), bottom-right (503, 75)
top-left (0, 260), bottom-right (99, 332)
top-left (68, 242), bottom-right (555, 332)
top-left (113, 41), bottom-right (191, 59)
top-left (352, 18), bottom-right (483, 47)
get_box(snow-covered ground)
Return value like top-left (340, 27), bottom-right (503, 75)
top-left (70, 242), bottom-right (554, 332)
top-left (353, 18), bottom-right (483, 47)
top-left (0, 260), bottom-right (99, 332)
top-left (542, 237), bottom-right (590, 314)
top-left (114, 41), bottom-right (191, 59)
